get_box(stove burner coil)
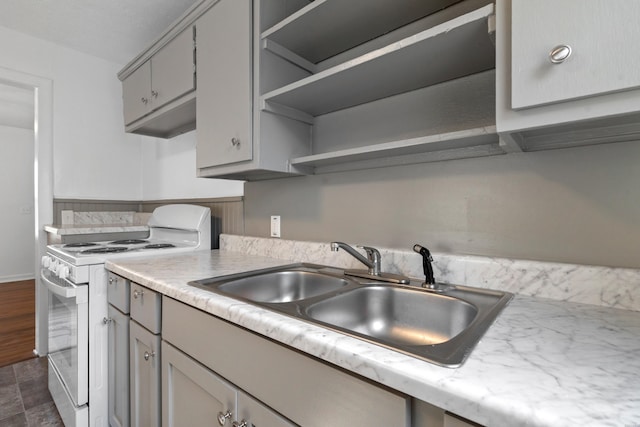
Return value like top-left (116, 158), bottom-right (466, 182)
top-left (144, 243), bottom-right (176, 249)
top-left (64, 242), bottom-right (99, 248)
top-left (109, 239), bottom-right (148, 245)
top-left (81, 246), bottom-right (129, 254)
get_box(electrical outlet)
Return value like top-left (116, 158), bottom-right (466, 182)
top-left (270, 215), bottom-right (281, 238)
top-left (61, 210), bottom-right (74, 224)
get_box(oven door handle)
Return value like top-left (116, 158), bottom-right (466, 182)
top-left (40, 269), bottom-right (86, 301)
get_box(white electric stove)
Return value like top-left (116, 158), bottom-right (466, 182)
top-left (41, 204), bottom-right (211, 427)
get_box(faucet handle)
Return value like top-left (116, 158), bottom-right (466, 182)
top-left (358, 245), bottom-right (381, 261)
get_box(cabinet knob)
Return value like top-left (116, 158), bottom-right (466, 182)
top-left (231, 138), bottom-right (240, 146)
top-left (102, 317), bottom-right (112, 325)
top-left (232, 421), bottom-right (248, 427)
top-left (549, 44), bottom-right (572, 64)
top-left (133, 289), bottom-right (144, 299)
top-left (217, 411), bottom-right (232, 426)
top-left (141, 97), bottom-right (148, 104)
top-left (143, 350), bottom-right (156, 361)
top-left (151, 90), bottom-right (159, 98)
top-left (108, 277), bottom-right (114, 284)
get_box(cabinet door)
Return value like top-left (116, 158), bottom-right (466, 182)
top-left (122, 61), bottom-right (152, 125)
top-left (130, 321), bottom-right (161, 427)
top-left (511, 0), bottom-right (640, 109)
top-left (151, 27), bottom-right (196, 109)
top-left (196, 0), bottom-right (253, 168)
top-left (162, 341), bottom-right (237, 427)
top-left (108, 305), bottom-right (130, 427)
top-left (237, 390), bottom-right (295, 427)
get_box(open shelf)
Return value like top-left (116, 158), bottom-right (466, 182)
top-left (290, 126), bottom-right (502, 173)
top-left (261, 0), bottom-right (462, 64)
top-left (261, 4), bottom-right (495, 118)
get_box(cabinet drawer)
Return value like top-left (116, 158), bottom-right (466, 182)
top-left (511, 0), bottom-right (640, 109)
top-left (130, 283), bottom-right (161, 334)
top-left (163, 297), bottom-right (409, 427)
top-left (108, 272), bottom-right (130, 314)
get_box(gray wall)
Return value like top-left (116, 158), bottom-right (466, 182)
top-left (244, 140), bottom-right (640, 269)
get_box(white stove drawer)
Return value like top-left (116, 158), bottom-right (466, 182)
top-left (130, 282), bottom-right (161, 334)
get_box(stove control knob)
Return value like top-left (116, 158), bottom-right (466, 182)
top-left (58, 265), bottom-right (70, 280)
top-left (41, 256), bottom-right (51, 268)
top-left (49, 259), bottom-right (59, 272)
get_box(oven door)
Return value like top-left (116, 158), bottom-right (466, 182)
top-left (42, 267), bottom-right (89, 407)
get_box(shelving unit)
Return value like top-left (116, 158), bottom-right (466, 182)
top-left (262, 4), bottom-right (495, 119)
top-left (249, 1), bottom-right (501, 176)
top-left (261, 0), bottom-right (462, 64)
top-left (290, 126), bottom-right (501, 174)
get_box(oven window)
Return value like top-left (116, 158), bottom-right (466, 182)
top-left (45, 271), bottom-right (88, 407)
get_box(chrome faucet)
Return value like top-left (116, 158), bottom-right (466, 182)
top-left (330, 242), bottom-right (381, 276)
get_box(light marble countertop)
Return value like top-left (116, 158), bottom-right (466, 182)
top-left (44, 223), bottom-right (149, 235)
top-left (106, 250), bottom-right (640, 427)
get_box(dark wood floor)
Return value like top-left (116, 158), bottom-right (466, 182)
top-left (0, 280), bottom-right (36, 367)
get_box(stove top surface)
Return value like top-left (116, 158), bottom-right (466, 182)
top-left (48, 238), bottom-right (202, 266)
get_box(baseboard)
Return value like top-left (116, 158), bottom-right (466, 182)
top-left (0, 274), bottom-right (36, 284)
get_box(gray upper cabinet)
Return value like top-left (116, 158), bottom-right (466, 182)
top-left (196, 0), bottom-right (312, 181)
top-left (496, 0), bottom-right (640, 151)
top-left (511, 0), bottom-right (640, 110)
top-left (122, 61), bottom-right (152, 126)
top-left (118, 1), bottom-right (213, 139)
top-left (196, 0), bottom-right (253, 170)
top-left (147, 28), bottom-right (196, 113)
top-left (121, 27), bottom-right (196, 137)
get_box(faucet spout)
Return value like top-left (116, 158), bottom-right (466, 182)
top-left (330, 242), bottom-right (380, 276)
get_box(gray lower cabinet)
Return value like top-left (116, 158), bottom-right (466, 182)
top-left (130, 319), bottom-right (161, 427)
top-left (129, 283), bottom-right (162, 427)
top-left (162, 340), bottom-right (294, 427)
top-left (107, 305), bottom-right (130, 427)
top-left (163, 296), bottom-right (410, 427)
top-left (107, 272), bottom-right (131, 427)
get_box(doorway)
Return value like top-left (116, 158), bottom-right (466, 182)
top-left (0, 67), bottom-right (53, 357)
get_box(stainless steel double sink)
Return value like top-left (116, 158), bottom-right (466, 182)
top-left (189, 263), bottom-right (512, 367)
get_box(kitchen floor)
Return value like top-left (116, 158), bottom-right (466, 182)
top-left (0, 357), bottom-right (63, 427)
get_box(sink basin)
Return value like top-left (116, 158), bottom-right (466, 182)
top-left (304, 286), bottom-right (478, 346)
top-left (193, 265), bottom-right (352, 303)
top-left (189, 263), bottom-right (512, 367)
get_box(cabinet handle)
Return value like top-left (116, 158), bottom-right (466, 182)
top-left (232, 421), bottom-right (248, 427)
top-left (102, 317), bottom-right (112, 325)
top-left (151, 90), bottom-right (158, 98)
top-left (231, 138), bottom-right (240, 147)
top-left (143, 350), bottom-right (156, 361)
top-left (133, 289), bottom-right (144, 299)
top-left (217, 411), bottom-right (232, 426)
top-left (549, 44), bottom-right (572, 64)
top-left (141, 97), bottom-right (148, 105)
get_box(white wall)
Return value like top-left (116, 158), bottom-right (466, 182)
top-left (0, 25), bottom-right (142, 200)
top-left (0, 24), bottom-right (245, 202)
top-left (0, 125), bottom-right (35, 281)
top-left (140, 130), bottom-right (244, 200)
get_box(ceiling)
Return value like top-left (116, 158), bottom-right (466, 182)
top-left (0, 0), bottom-right (200, 66)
